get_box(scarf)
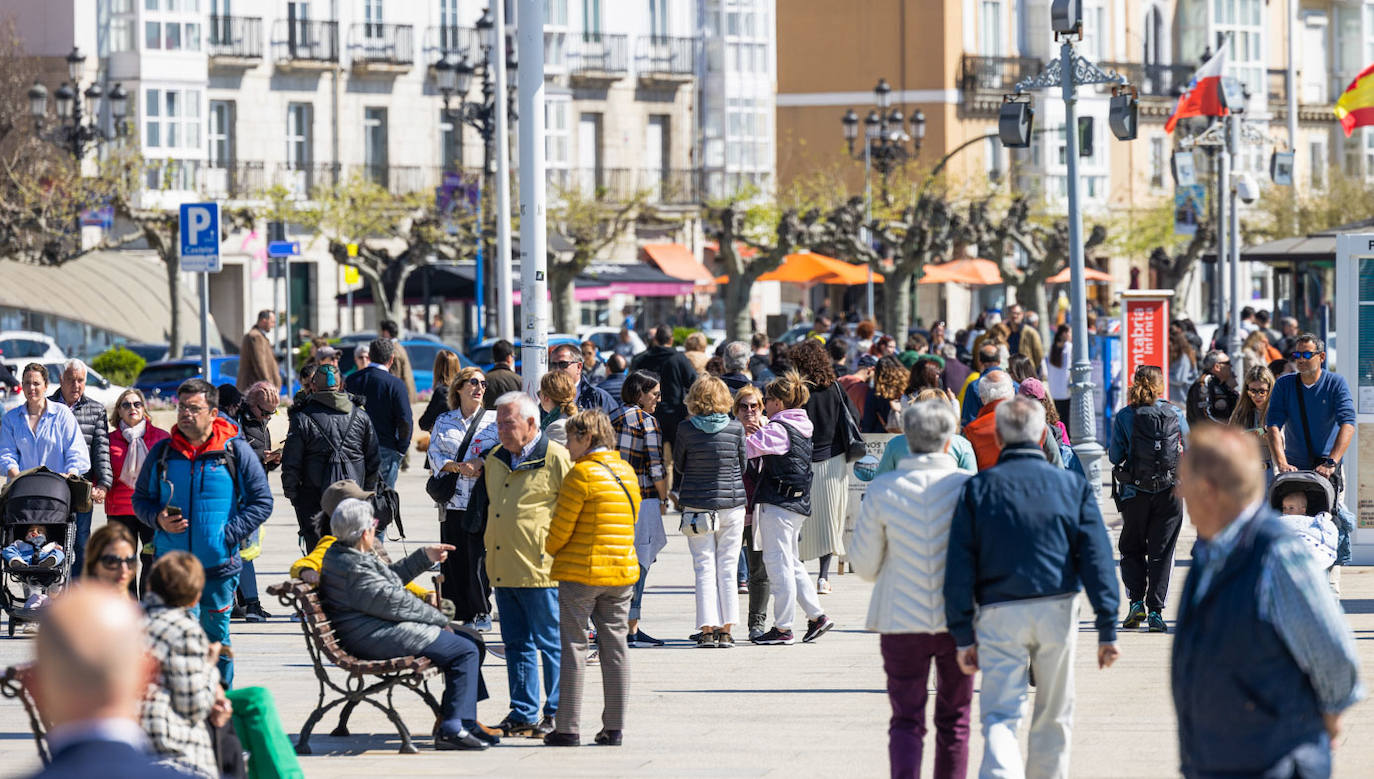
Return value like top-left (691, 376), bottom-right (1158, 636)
top-left (119, 419), bottom-right (149, 489)
top-left (689, 412), bottom-right (730, 434)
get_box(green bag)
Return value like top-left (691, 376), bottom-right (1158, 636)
top-left (226, 686), bottom-right (305, 779)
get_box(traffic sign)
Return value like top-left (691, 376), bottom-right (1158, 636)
top-left (268, 240), bottom-right (300, 258)
top-left (179, 202), bottom-right (221, 273)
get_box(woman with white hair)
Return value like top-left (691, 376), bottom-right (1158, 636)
top-left (318, 499), bottom-right (495, 751)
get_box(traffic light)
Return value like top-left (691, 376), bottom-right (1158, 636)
top-left (1078, 116), bottom-right (1094, 157)
top-left (998, 96), bottom-right (1034, 148)
top-left (1109, 86), bottom-right (1139, 141)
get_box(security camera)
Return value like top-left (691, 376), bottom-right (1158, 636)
top-left (1234, 173), bottom-right (1259, 204)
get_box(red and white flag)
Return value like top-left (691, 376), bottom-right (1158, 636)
top-left (1164, 40), bottom-right (1230, 133)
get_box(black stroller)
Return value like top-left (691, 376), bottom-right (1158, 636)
top-left (2, 469), bottom-right (78, 637)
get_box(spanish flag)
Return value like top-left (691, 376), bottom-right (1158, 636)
top-left (1335, 64), bottom-right (1374, 136)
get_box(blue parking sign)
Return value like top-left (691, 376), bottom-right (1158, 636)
top-left (179, 202), bottom-right (221, 272)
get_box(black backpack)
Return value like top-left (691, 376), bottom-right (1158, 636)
top-left (303, 408), bottom-right (362, 487)
top-left (1118, 403), bottom-right (1182, 492)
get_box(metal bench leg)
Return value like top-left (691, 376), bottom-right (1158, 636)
top-left (330, 700), bottom-right (360, 737)
top-left (358, 686), bottom-right (418, 754)
top-left (296, 695), bottom-right (348, 756)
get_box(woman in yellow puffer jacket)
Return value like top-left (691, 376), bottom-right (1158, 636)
top-left (543, 409), bottom-right (640, 747)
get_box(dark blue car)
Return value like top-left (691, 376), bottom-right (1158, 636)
top-left (134, 357), bottom-right (295, 399)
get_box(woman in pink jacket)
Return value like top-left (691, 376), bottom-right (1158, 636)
top-left (106, 388), bottom-right (170, 596)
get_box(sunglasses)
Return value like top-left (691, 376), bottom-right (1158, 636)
top-left (1247, 386), bottom-right (1270, 395)
top-left (550, 360), bottom-right (576, 370)
top-left (1291, 351), bottom-right (1318, 360)
top-left (98, 554), bottom-right (137, 570)
top-left (467, 378), bottom-right (488, 388)
top-left (119, 400), bottom-right (145, 410)
top-left (738, 402), bottom-right (761, 410)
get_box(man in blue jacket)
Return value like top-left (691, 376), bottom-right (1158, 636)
top-left (1173, 425), bottom-right (1361, 777)
top-left (944, 397), bottom-right (1120, 779)
top-left (133, 379), bottom-right (273, 685)
top-left (345, 338), bottom-right (413, 490)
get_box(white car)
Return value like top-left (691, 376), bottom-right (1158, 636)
top-left (40, 362), bottom-right (127, 408)
top-left (580, 327), bottom-right (646, 361)
top-left (0, 330), bottom-right (65, 366)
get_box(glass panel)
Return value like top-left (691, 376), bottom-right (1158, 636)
top-left (146, 89), bottom-right (160, 116)
top-left (146, 21), bottom-right (161, 49)
top-left (166, 91), bottom-right (179, 117)
top-left (185, 23), bottom-right (200, 51)
top-left (165, 22), bottom-right (181, 49)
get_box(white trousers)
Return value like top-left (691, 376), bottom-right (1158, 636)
top-left (756, 503), bottom-right (824, 632)
top-left (684, 506), bottom-right (745, 629)
top-left (974, 593), bottom-right (1079, 779)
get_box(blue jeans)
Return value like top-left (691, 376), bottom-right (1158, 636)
top-left (238, 559), bottom-right (259, 600)
top-left (378, 447), bottom-right (404, 490)
top-left (629, 564), bottom-right (649, 622)
top-left (494, 586), bottom-right (560, 722)
top-left (72, 510), bottom-right (92, 575)
top-left (190, 572), bottom-right (239, 686)
top-left (420, 629), bottom-right (481, 736)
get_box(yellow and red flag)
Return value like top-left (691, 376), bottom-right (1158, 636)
top-left (1335, 64), bottom-right (1374, 136)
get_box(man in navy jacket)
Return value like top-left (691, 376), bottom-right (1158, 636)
top-left (944, 397), bottom-right (1120, 779)
top-left (345, 338), bottom-right (412, 490)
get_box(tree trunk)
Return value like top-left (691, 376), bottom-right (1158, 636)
top-left (883, 264), bottom-right (916, 340)
top-left (367, 276), bottom-right (398, 329)
top-left (164, 254), bottom-right (183, 359)
top-left (724, 278), bottom-right (754, 343)
top-left (550, 263), bottom-right (578, 335)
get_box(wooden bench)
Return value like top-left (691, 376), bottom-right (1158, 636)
top-left (267, 579), bottom-right (442, 755)
top-left (0, 664), bottom-right (49, 765)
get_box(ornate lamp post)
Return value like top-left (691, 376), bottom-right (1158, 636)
top-left (28, 47), bottom-right (129, 161)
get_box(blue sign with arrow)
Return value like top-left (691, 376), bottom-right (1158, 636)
top-left (268, 241), bottom-right (300, 258)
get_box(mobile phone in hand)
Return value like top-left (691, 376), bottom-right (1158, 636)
top-left (166, 505), bottom-right (182, 517)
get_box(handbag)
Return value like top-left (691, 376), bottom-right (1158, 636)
top-left (426, 408), bottom-right (486, 507)
top-left (679, 509), bottom-right (719, 537)
top-left (837, 385), bottom-right (866, 462)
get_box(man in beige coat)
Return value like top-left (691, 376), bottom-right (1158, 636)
top-left (237, 309), bottom-right (278, 391)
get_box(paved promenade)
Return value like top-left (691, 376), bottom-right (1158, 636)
top-left (2, 448), bottom-right (1372, 777)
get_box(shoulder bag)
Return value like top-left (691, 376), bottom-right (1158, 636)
top-left (1293, 380), bottom-right (1343, 492)
top-left (425, 408), bottom-right (487, 507)
top-left (837, 384), bottom-right (867, 462)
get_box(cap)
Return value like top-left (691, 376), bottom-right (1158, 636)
top-left (315, 364), bottom-right (340, 389)
top-left (857, 354), bottom-right (879, 368)
top-left (1018, 377), bottom-right (1047, 400)
top-left (316, 345), bottom-right (340, 360)
top-left (319, 479), bottom-right (374, 519)
top-left (217, 383), bottom-right (242, 410)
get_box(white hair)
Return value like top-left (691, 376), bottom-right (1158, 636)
top-left (903, 399), bottom-right (956, 455)
top-left (62, 359), bottom-right (88, 378)
top-left (994, 396), bottom-right (1047, 446)
top-left (330, 498), bottom-right (375, 545)
top-left (354, 343), bottom-right (369, 360)
top-left (494, 391), bottom-right (540, 424)
top-left (978, 370), bottom-right (1014, 405)
top-left (723, 341), bottom-right (750, 374)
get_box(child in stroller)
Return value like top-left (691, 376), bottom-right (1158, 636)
top-left (2, 469), bottom-right (78, 634)
top-left (1270, 470), bottom-right (1341, 574)
top-left (2, 525), bottom-right (66, 569)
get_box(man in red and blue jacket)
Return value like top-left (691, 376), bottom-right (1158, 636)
top-left (134, 379), bottom-right (273, 685)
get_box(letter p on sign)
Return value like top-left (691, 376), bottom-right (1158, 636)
top-left (179, 202), bottom-right (222, 272)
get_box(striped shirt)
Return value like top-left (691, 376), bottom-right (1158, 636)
top-left (610, 405), bottom-right (664, 500)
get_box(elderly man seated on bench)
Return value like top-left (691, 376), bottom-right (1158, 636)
top-left (317, 498), bottom-right (495, 752)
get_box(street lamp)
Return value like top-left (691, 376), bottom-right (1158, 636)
top-left (840, 77), bottom-right (927, 322)
top-left (996, 2), bottom-right (1137, 503)
top-left (28, 47), bottom-right (128, 161)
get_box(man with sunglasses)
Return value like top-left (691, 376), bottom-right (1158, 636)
top-left (1185, 350), bottom-right (1239, 425)
top-left (550, 343), bottom-right (618, 414)
top-left (1265, 334), bottom-right (1357, 589)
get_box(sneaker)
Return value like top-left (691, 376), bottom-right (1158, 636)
top-left (817, 578), bottom-right (833, 595)
top-left (631, 629), bottom-right (663, 647)
top-left (496, 714), bottom-right (538, 737)
top-left (230, 602), bottom-right (247, 620)
top-left (533, 715), bottom-right (556, 738)
top-left (1147, 611), bottom-right (1168, 633)
top-left (587, 648), bottom-right (600, 664)
top-left (802, 615), bottom-right (835, 643)
top-left (37, 555), bottom-right (60, 569)
top-left (714, 630), bottom-right (734, 649)
top-left (1122, 600), bottom-right (1147, 630)
top-left (752, 627), bottom-right (794, 645)
top-left (689, 631), bottom-right (706, 642)
top-left (244, 600), bottom-right (272, 623)
top-left (748, 626), bottom-right (766, 641)
top-left (472, 614), bottom-right (493, 632)
top-left (737, 583), bottom-right (749, 594)
top-left (697, 631), bottom-right (716, 648)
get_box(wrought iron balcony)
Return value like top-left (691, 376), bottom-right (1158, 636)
top-left (424, 25), bottom-right (481, 65)
top-left (271, 19), bottom-right (339, 65)
top-left (350, 23), bottom-right (414, 68)
top-left (202, 160), bottom-right (266, 199)
top-left (1098, 61), bottom-right (1194, 98)
top-left (208, 16), bottom-right (262, 61)
top-left (958, 54), bottom-right (1043, 94)
top-left (569, 33), bottom-right (629, 80)
top-left (635, 36), bottom-right (696, 80)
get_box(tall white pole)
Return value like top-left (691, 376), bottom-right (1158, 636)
top-left (1217, 127), bottom-right (1230, 333)
top-left (493, 1), bottom-right (515, 342)
top-left (1227, 114), bottom-right (1243, 367)
top-left (863, 136), bottom-right (874, 323)
top-left (517, 0), bottom-right (548, 394)
top-left (1286, 0), bottom-right (1299, 173)
top-left (199, 273), bottom-right (211, 380)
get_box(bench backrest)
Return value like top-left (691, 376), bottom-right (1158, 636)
top-left (268, 579), bottom-right (431, 676)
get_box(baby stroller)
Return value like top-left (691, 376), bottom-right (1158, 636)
top-left (2, 470), bottom-right (77, 637)
top-left (1269, 470), bottom-right (1340, 569)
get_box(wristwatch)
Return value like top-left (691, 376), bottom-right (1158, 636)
top-left (1319, 457), bottom-right (1338, 468)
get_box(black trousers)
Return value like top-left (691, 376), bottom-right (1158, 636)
top-left (441, 509), bottom-right (491, 622)
top-left (1118, 488), bottom-right (1184, 612)
top-left (293, 497), bottom-right (323, 553)
top-left (742, 524), bottom-right (769, 628)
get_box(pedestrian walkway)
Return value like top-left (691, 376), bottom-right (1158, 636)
top-left (1, 467), bottom-right (1371, 777)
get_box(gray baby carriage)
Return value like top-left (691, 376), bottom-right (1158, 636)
top-left (1269, 470), bottom-right (1335, 516)
top-left (2, 470), bottom-right (78, 637)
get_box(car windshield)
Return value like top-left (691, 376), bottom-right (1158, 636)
top-left (126, 344), bottom-right (168, 363)
top-left (137, 363), bottom-right (201, 386)
top-left (0, 338), bottom-right (49, 358)
top-left (469, 345), bottom-right (495, 365)
top-left (404, 343), bottom-right (442, 367)
top-left (587, 333), bottom-right (617, 350)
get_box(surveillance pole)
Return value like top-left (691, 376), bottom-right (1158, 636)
top-left (1227, 112), bottom-right (1243, 369)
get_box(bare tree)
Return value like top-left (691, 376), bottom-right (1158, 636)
top-left (1149, 220), bottom-right (1214, 292)
top-left (705, 199), bottom-right (811, 342)
top-left (547, 185), bottom-right (645, 334)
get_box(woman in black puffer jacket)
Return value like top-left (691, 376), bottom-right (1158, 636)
top-left (672, 376), bottom-right (747, 648)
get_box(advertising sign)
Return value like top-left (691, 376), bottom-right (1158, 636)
top-left (842, 433), bottom-right (899, 553)
top-left (1174, 185), bottom-right (1206, 236)
top-left (1120, 291), bottom-right (1173, 403)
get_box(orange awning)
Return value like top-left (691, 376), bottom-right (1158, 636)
top-left (641, 243), bottom-right (716, 283)
top-left (704, 240), bottom-right (759, 259)
top-left (1046, 266), bottom-right (1113, 284)
top-left (919, 258), bottom-right (1003, 286)
top-left (715, 251), bottom-right (881, 286)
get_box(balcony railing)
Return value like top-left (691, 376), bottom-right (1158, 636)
top-left (208, 16), bottom-right (262, 59)
top-left (272, 19), bottom-right (339, 63)
top-left (350, 23), bottom-right (414, 66)
top-left (569, 33), bottom-right (629, 77)
top-left (1267, 68), bottom-right (1289, 107)
top-left (271, 162), bottom-right (341, 197)
top-left (546, 168), bottom-right (703, 204)
top-left (424, 25), bottom-right (481, 64)
top-left (203, 161), bottom-right (266, 199)
top-left (958, 54), bottom-right (1043, 94)
top-left (354, 164), bottom-right (441, 195)
top-left (635, 35), bottom-right (696, 77)
top-left (1098, 61), bottom-right (1194, 98)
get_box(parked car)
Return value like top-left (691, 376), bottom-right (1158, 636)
top-left (579, 327), bottom-right (646, 361)
top-left (467, 335), bottom-right (581, 372)
top-left (335, 330), bottom-right (443, 348)
top-left (40, 363), bottom-right (125, 408)
top-left (0, 331), bottom-right (66, 370)
top-left (0, 362), bottom-right (20, 412)
top-left (777, 324), bottom-right (815, 345)
top-left (134, 357), bottom-right (295, 399)
top-left (397, 340), bottom-right (475, 392)
top-left (121, 342), bottom-right (224, 364)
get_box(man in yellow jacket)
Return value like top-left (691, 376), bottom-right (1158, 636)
top-left (483, 392), bottom-right (573, 739)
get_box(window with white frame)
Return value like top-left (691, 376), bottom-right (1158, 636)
top-left (286, 103), bottom-right (312, 167)
top-left (985, 137), bottom-right (1004, 182)
top-left (1080, 2), bottom-right (1106, 60)
top-left (582, 0), bottom-right (601, 35)
top-left (545, 98), bottom-right (570, 168)
top-left (440, 111), bottom-right (460, 170)
top-left (978, 0), bottom-right (1004, 56)
top-left (1214, 0), bottom-right (1264, 112)
top-left (209, 101), bottom-right (233, 167)
top-left (649, 0), bottom-right (669, 37)
top-left (143, 0), bottom-right (203, 51)
top-left (105, 0), bottom-right (136, 54)
top-left (143, 88), bottom-right (201, 150)
top-left (1149, 136), bottom-right (1166, 189)
top-left (364, 0), bottom-right (383, 37)
top-left (1309, 139), bottom-right (1326, 188)
top-left (544, 0), bottom-right (567, 25)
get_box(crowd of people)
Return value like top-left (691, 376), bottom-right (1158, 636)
top-left (0, 302), bottom-right (1366, 778)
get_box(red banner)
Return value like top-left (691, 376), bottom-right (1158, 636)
top-left (1123, 296), bottom-right (1170, 399)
